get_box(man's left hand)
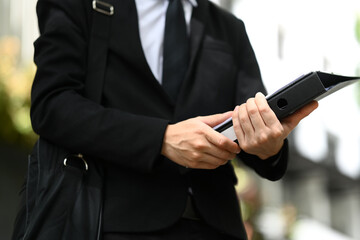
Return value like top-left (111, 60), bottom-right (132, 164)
top-left (232, 92), bottom-right (318, 160)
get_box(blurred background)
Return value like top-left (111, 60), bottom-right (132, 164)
top-left (0, 0), bottom-right (360, 239)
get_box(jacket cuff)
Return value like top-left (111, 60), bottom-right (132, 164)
top-left (238, 139), bottom-right (289, 181)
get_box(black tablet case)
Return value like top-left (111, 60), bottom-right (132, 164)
top-left (215, 71), bottom-right (360, 141)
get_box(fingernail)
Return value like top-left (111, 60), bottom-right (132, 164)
top-left (256, 92), bottom-right (265, 97)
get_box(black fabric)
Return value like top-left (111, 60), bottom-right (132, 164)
top-left (239, 139), bottom-right (289, 181)
top-left (11, 139), bottom-right (104, 240)
top-left (162, 0), bottom-right (189, 102)
top-left (103, 219), bottom-right (240, 240)
top-left (27, 0), bottom-right (290, 239)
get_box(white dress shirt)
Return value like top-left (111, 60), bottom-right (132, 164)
top-left (134, 0), bottom-right (197, 83)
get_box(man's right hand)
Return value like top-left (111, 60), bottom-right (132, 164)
top-left (161, 112), bottom-right (241, 169)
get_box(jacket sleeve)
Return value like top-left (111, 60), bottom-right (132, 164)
top-left (233, 19), bottom-right (288, 181)
top-left (31, 0), bottom-right (169, 173)
top-left (238, 140), bottom-right (289, 181)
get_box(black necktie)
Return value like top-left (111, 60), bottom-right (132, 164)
top-left (162, 0), bottom-right (189, 102)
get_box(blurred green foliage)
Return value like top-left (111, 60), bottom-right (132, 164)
top-left (356, 15), bottom-right (360, 44)
top-left (0, 36), bottom-right (37, 150)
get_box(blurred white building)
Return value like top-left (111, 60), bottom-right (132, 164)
top-left (215, 0), bottom-right (360, 239)
top-left (0, 0), bottom-right (38, 61)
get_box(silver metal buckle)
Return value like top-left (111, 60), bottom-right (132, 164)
top-left (64, 153), bottom-right (89, 171)
top-left (92, 0), bottom-right (114, 16)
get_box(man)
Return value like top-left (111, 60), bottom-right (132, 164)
top-left (30, 0), bottom-right (317, 239)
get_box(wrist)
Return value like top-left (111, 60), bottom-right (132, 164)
top-left (161, 124), bottom-right (175, 159)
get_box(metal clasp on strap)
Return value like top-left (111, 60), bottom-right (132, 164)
top-left (64, 153), bottom-right (89, 171)
top-left (92, 0), bottom-right (114, 16)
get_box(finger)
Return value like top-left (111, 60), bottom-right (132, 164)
top-left (188, 132), bottom-right (238, 160)
top-left (186, 152), bottom-right (230, 169)
top-left (232, 105), bottom-right (245, 143)
top-left (205, 142), bottom-right (238, 161)
top-left (246, 97), bottom-right (266, 130)
top-left (254, 92), bottom-right (280, 127)
top-left (204, 127), bottom-right (241, 154)
top-left (238, 103), bottom-right (254, 138)
top-left (203, 153), bottom-right (231, 166)
top-left (199, 111), bottom-right (233, 128)
top-left (188, 160), bottom-right (225, 170)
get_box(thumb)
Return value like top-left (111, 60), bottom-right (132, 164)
top-left (198, 111), bottom-right (233, 128)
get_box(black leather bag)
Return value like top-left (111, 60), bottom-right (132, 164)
top-left (12, 139), bottom-right (104, 240)
top-left (11, 1), bottom-right (114, 239)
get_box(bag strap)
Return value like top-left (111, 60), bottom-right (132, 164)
top-left (60, 2), bottom-right (115, 239)
top-left (84, 2), bottom-right (115, 239)
top-left (33, 5), bottom-right (116, 238)
top-left (19, 3), bottom-right (115, 240)
top-left (85, 0), bottom-right (114, 103)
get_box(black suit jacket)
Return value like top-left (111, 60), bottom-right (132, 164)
top-left (31, 0), bottom-right (288, 238)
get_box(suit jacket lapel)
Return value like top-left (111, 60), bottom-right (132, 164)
top-left (107, 0), bottom-right (209, 111)
top-left (188, 0), bottom-right (209, 73)
top-left (109, 0), bottom-right (172, 102)
top-left (175, 0), bottom-right (209, 111)
top-left (109, 0), bottom-right (149, 77)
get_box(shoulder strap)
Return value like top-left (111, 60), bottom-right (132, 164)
top-left (15, 3), bottom-right (115, 240)
top-left (85, 0), bottom-right (114, 103)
